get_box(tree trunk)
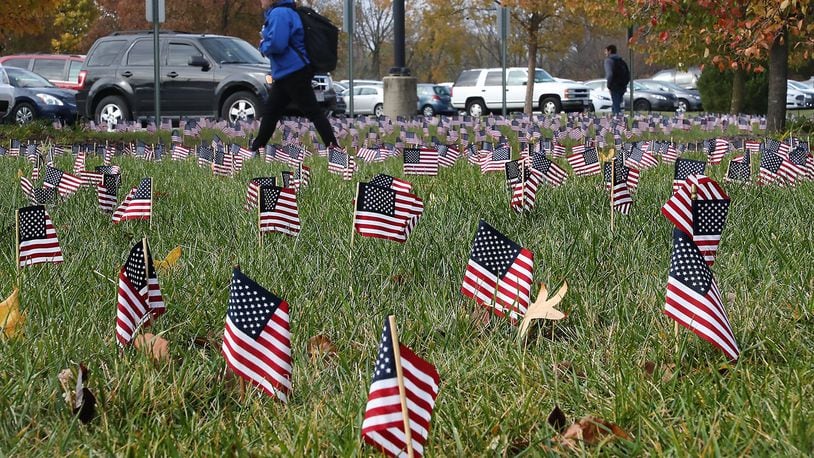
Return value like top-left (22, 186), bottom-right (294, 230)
top-left (525, 32), bottom-right (538, 115)
top-left (766, 29), bottom-right (788, 133)
top-left (730, 64), bottom-right (745, 114)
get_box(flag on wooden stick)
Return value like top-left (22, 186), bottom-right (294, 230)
top-left (17, 205), bottom-right (64, 267)
top-left (113, 178), bottom-right (152, 223)
top-left (116, 238), bottom-right (165, 346)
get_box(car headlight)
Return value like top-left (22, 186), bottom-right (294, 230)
top-left (654, 95), bottom-right (667, 100)
top-left (36, 93), bottom-right (64, 106)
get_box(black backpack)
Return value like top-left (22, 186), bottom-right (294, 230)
top-left (287, 5), bottom-right (339, 73)
top-left (613, 58), bottom-right (630, 88)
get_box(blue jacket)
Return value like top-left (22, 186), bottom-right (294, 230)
top-left (259, 0), bottom-right (309, 80)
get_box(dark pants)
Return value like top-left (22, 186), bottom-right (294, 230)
top-left (251, 66), bottom-right (338, 150)
top-left (610, 89), bottom-right (625, 115)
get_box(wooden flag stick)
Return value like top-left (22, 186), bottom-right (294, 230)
top-left (141, 237), bottom-right (150, 284)
top-left (388, 315), bottom-right (415, 458)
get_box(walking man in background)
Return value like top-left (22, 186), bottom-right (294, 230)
top-left (251, 0), bottom-right (338, 152)
top-left (604, 45), bottom-right (630, 115)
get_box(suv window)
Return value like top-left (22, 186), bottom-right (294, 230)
top-left (168, 42), bottom-right (201, 66)
top-left (484, 71), bottom-right (503, 86)
top-left (127, 40), bottom-right (156, 66)
top-left (454, 70), bottom-right (479, 87)
top-left (68, 61), bottom-right (82, 82)
top-left (88, 40), bottom-right (127, 66)
top-left (199, 37), bottom-right (265, 64)
top-left (507, 70), bottom-right (526, 86)
top-left (32, 59), bottom-right (66, 80)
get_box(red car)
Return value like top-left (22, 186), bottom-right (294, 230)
top-left (0, 54), bottom-right (85, 90)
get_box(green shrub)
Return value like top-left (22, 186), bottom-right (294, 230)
top-left (697, 67), bottom-right (768, 114)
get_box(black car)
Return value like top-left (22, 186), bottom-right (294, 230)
top-left (635, 79), bottom-right (702, 112)
top-left (4, 66), bottom-right (77, 124)
top-left (75, 31), bottom-right (340, 124)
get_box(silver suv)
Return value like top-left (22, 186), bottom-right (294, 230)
top-left (451, 67), bottom-right (592, 116)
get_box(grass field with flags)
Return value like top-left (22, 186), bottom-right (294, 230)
top-left (0, 120), bottom-right (813, 456)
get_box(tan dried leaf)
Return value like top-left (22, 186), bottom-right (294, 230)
top-left (134, 333), bottom-right (170, 362)
top-left (307, 334), bottom-right (337, 361)
top-left (558, 416), bottom-right (631, 446)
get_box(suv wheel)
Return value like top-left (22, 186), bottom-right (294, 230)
top-left (540, 97), bottom-right (560, 116)
top-left (373, 103), bottom-right (384, 117)
top-left (95, 95), bottom-right (130, 125)
top-left (12, 103), bottom-right (36, 125)
top-left (466, 99), bottom-right (486, 117)
top-left (222, 91), bottom-right (260, 123)
top-left (421, 105), bottom-right (435, 117)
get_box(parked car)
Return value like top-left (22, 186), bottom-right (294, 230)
top-left (75, 31), bottom-right (339, 124)
top-left (584, 79), bottom-right (677, 112)
top-left (0, 54), bottom-right (85, 90)
top-left (451, 67), bottom-right (592, 116)
top-left (338, 79), bottom-right (382, 87)
top-left (586, 85), bottom-right (614, 112)
top-left (342, 85), bottom-right (384, 116)
top-left (0, 65), bottom-right (12, 119)
top-left (417, 83), bottom-right (455, 116)
top-left (3, 66), bottom-right (77, 124)
top-left (786, 80), bottom-right (814, 110)
top-left (635, 79), bottom-right (702, 112)
top-left (650, 67), bottom-right (701, 89)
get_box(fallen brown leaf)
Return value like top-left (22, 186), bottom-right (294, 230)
top-left (553, 361), bottom-right (586, 380)
top-left (643, 361), bottom-right (676, 382)
top-left (134, 333), bottom-right (170, 362)
top-left (470, 307), bottom-right (492, 328)
top-left (557, 416), bottom-right (631, 447)
top-left (307, 334), bottom-right (337, 361)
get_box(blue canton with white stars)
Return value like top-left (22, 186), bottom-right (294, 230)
top-left (228, 269), bottom-right (282, 340)
top-left (371, 319), bottom-right (397, 383)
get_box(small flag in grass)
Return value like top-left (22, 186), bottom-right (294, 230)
top-left (17, 205), bottom-right (63, 267)
top-left (259, 186), bottom-right (301, 237)
top-left (116, 239), bottom-right (165, 346)
top-left (113, 178), bottom-right (152, 223)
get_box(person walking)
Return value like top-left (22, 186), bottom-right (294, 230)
top-left (251, 0), bottom-right (338, 152)
top-left (604, 45), bottom-right (630, 115)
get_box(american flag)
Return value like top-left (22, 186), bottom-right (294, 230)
top-left (292, 164), bottom-right (311, 190)
top-left (259, 186), bottom-right (301, 237)
top-left (673, 159), bottom-right (707, 193)
top-left (437, 144), bottom-right (459, 168)
top-left (171, 129), bottom-right (182, 143)
top-left (662, 142), bottom-right (679, 163)
top-left (282, 143), bottom-right (305, 166)
top-left (361, 317), bottom-right (440, 458)
top-left (96, 164), bottom-right (121, 175)
top-left (358, 145), bottom-right (383, 163)
top-left (725, 160), bottom-right (751, 183)
top-left (79, 170), bottom-right (104, 187)
top-left (370, 174), bottom-right (413, 194)
top-left (759, 150), bottom-right (801, 186)
top-left (43, 166), bottom-right (82, 197)
top-left (113, 178), bottom-right (152, 223)
top-left (531, 153), bottom-right (568, 187)
top-left (603, 160), bottom-right (634, 215)
top-left (460, 220), bottom-right (534, 322)
top-left (116, 239), bottom-right (165, 346)
top-left (9, 139), bottom-right (21, 156)
top-left (744, 140), bottom-right (761, 155)
top-left (403, 146), bottom-right (440, 176)
top-left (479, 144), bottom-right (510, 173)
top-left (20, 179), bottom-right (55, 205)
top-left (788, 145), bottom-right (812, 180)
top-left (665, 229), bottom-right (739, 361)
top-left (353, 183), bottom-right (424, 243)
top-left (104, 144), bottom-right (116, 165)
top-left (566, 146), bottom-right (601, 176)
top-left (172, 144), bottom-right (191, 161)
top-left (245, 177), bottom-right (276, 211)
top-left (510, 166), bottom-right (542, 213)
top-left (550, 141), bottom-right (567, 158)
top-left (73, 150), bottom-right (85, 175)
top-left (221, 267), bottom-right (291, 402)
top-left (17, 205), bottom-right (64, 267)
top-left (626, 143), bottom-right (659, 169)
top-left (707, 138), bottom-right (731, 165)
top-left (97, 173), bottom-right (120, 212)
top-left (327, 147), bottom-right (353, 179)
top-left (661, 174), bottom-right (729, 266)
top-left (763, 137), bottom-right (790, 157)
top-left (197, 145), bottom-right (214, 167)
top-left (212, 147), bottom-right (234, 177)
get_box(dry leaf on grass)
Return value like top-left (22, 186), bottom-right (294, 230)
top-left (557, 416), bottom-right (631, 447)
top-left (519, 282), bottom-right (567, 338)
top-left (726, 292), bottom-right (736, 306)
top-left (553, 361), bottom-right (586, 380)
top-left (643, 361), bottom-right (676, 382)
top-left (307, 334), bottom-right (337, 361)
top-left (470, 307), bottom-right (492, 328)
top-left (134, 333), bottom-right (170, 362)
top-left (0, 288), bottom-right (24, 339)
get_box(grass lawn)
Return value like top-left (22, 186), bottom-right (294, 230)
top-left (0, 124), bottom-right (812, 456)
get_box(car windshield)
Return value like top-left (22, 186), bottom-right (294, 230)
top-left (199, 37), bottom-right (266, 64)
top-left (789, 81), bottom-right (807, 90)
top-left (534, 69), bottom-right (555, 83)
top-left (6, 67), bottom-right (55, 88)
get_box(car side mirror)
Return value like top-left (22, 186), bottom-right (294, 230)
top-left (188, 55), bottom-right (210, 70)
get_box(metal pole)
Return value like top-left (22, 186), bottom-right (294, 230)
top-left (152, 1), bottom-right (161, 123)
top-left (392, 0), bottom-right (405, 74)
top-left (627, 26), bottom-right (634, 118)
top-left (500, 6), bottom-right (507, 116)
top-left (345, 0), bottom-right (354, 117)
